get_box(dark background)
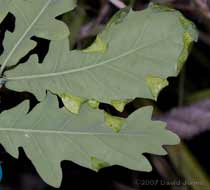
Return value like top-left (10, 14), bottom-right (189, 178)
top-left (1, 0), bottom-right (210, 189)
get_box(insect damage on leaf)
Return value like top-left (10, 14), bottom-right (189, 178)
top-left (111, 99), bottom-right (129, 112)
top-left (150, 3), bottom-right (175, 12)
top-left (146, 76), bottom-right (169, 100)
top-left (4, 5), bottom-right (198, 102)
top-left (179, 15), bottom-right (193, 29)
top-left (0, 93), bottom-right (180, 187)
top-left (60, 93), bottom-right (86, 114)
top-left (104, 112), bottom-right (125, 132)
top-left (177, 15), bottom-right (198, 72)
top-left (83, 36), bottom-right (108, 53)
top-left (91, 156), bottom-right (110, 171)
top-left (107, 8), bottom-right (129, 26)
top-left (88, 99), bottom-right (100, 109)
top-left (177, 32), bottom-right (194, 72)
top-left (0, 2), bottom-right (197, 188)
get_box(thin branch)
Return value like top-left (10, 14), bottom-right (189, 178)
top-left (109, 0), bottom-right (126, 9)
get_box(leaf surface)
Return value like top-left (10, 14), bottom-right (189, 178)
top-left (5, 5), bottom-right (198, 103)
top-left (0, 93), bottom-right (178, 187)
top-left (0, 0), bottom-right (75, 73)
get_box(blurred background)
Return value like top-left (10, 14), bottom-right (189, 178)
top-left (1, 0), bottom-right (210, 189)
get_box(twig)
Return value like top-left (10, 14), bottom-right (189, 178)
top-left (109, 0), bottom-right (126, 9)
top-left (193, 0), bottom-right (210, 19)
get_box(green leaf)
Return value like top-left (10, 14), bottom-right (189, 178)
top-left (0, 0), bottom-right (75, 73)
top-left (5, 5), bottom-right (198, 103)
top-left (0, 0), bottom-right (10, 23)
top-left (0, 93), bottom-right (179, 187)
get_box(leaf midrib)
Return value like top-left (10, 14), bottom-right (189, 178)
top-left (0, 127), bottom-right (147, 136)
top-left (0, 0), bottom-right (52, 74)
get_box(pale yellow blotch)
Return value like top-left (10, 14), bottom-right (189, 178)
top-left (83, 36), bottom-right (108, 53)
top-left (179, 15), bottom-right (191, 29)
top-left (104, 112), bottom-right (125, 133)
top-left (177, 14), bottom-right (198, 73)
top-left (177, 32), bottom-right (193, 72)
top-left (88, 99), bottom-right (100, 109)
top-left (150, 3), bottom-right (175, 12)
top-left (60, 93), bottom-right (86, 114)
top-left (146, 76), bottom-right (169, 100)
top-left (91, 156), bottom-right (110, 171)
top-left (111, 99), bottom-right (129, 112)
top-left (110, 10), bottom-right (129, 25)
